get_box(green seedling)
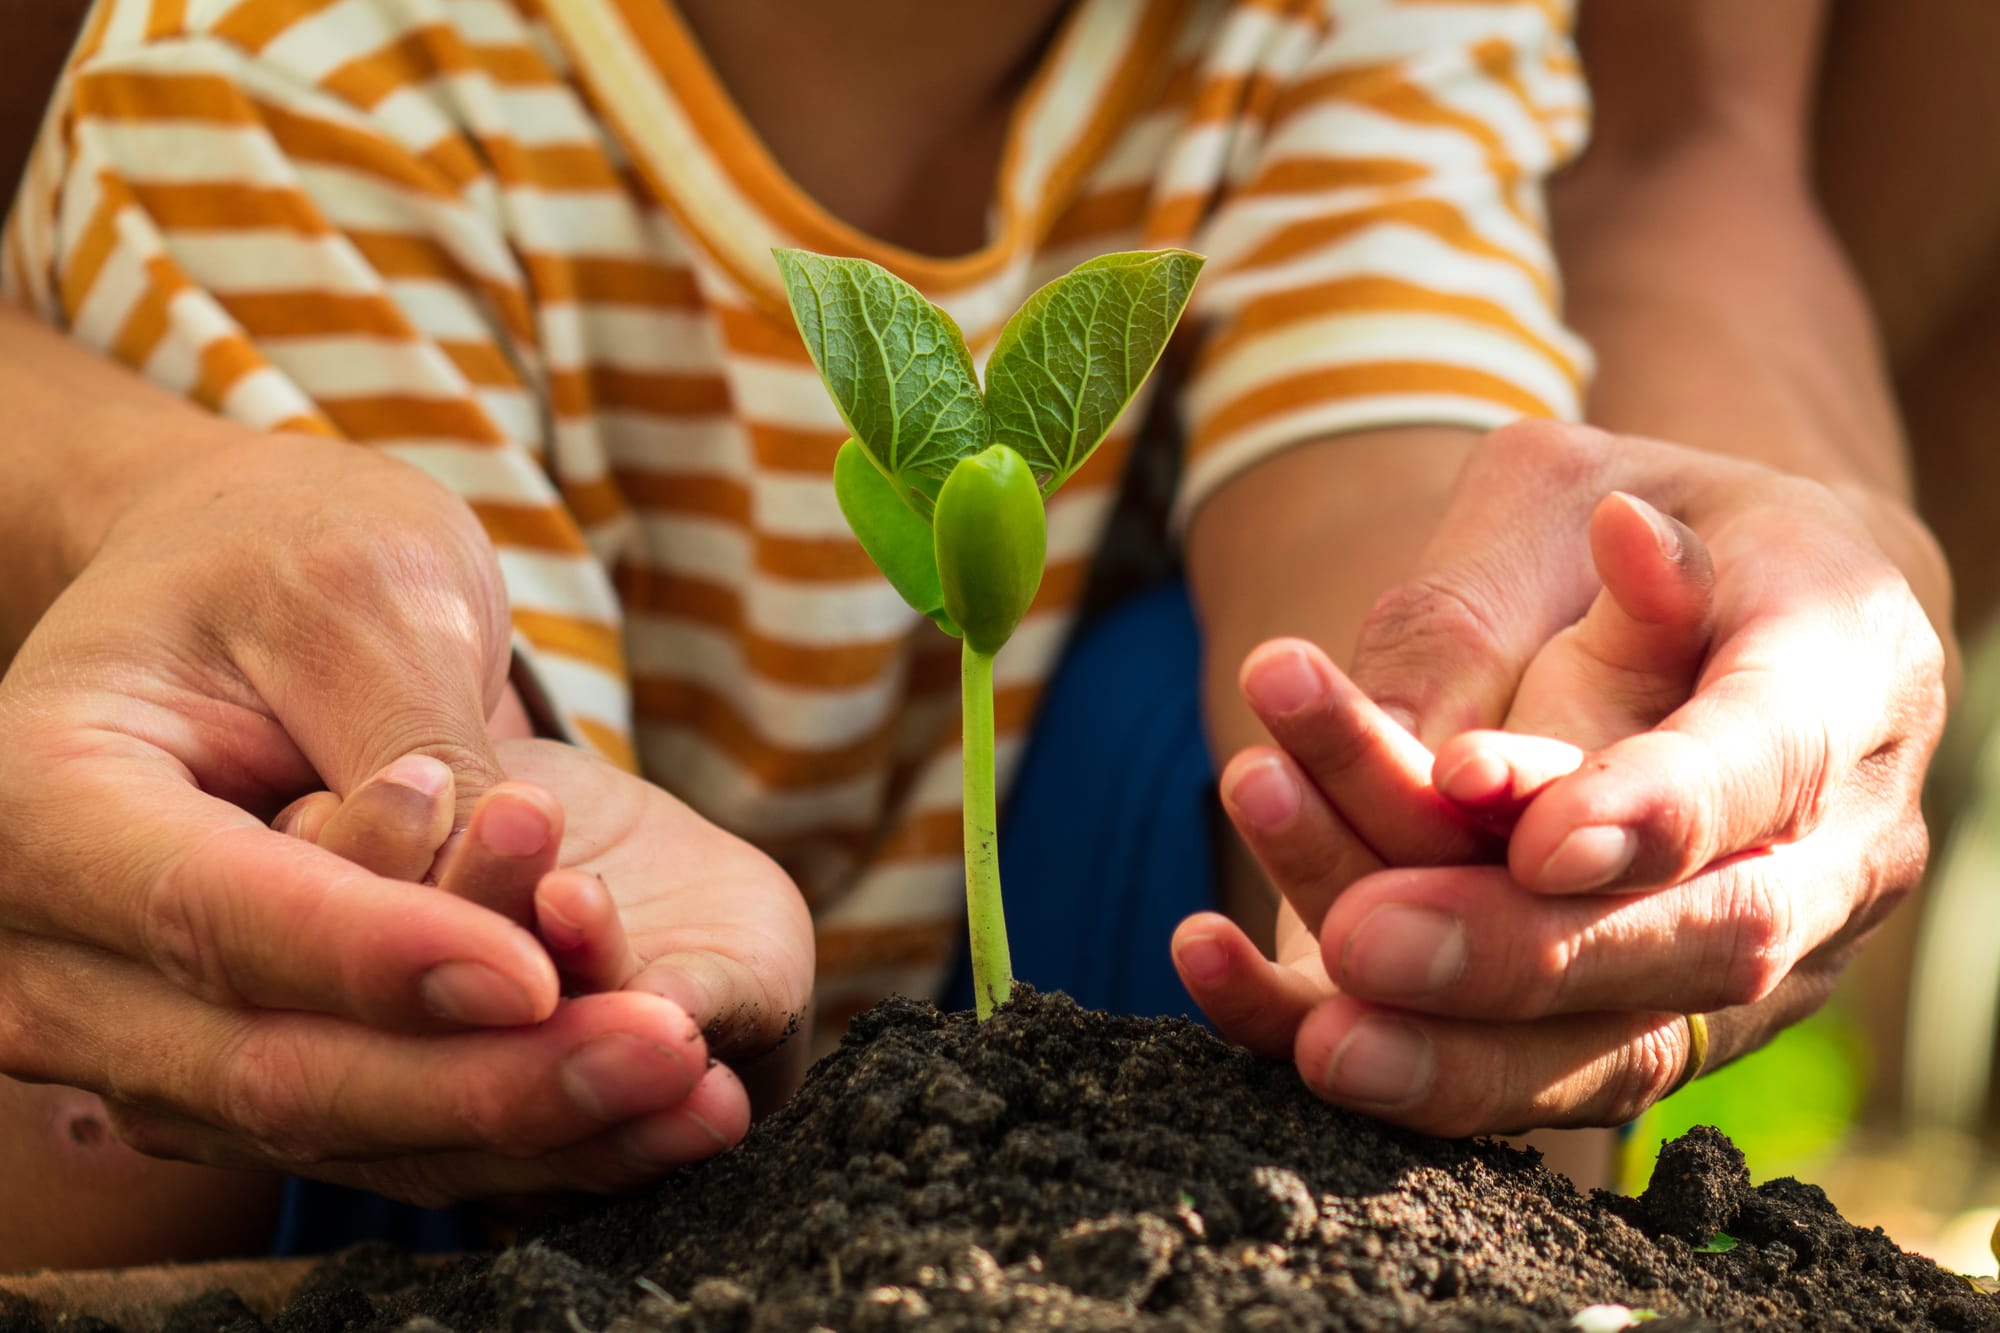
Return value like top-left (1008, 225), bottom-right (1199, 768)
top-left (1693, 1231), bottom-right (1739, 1254)
top-left (776, 246), bottom-right (1203, 1018)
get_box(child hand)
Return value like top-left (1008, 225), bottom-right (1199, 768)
top-left (275, 756), bottom-right (639, 995)
top-left (280, 740), bottom-right (814, 1067)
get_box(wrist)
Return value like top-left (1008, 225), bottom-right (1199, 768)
top-left (55, 409), bottom-right (258, 581)
top-left (1825, 479), bottom-right (1959, 694)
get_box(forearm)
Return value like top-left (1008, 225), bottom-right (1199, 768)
top-left (0, 303), bottom-right (248, 654)
top-left (1188, 427), bottom-right (1478, 763)
top-left (1553, 15), bottom-right (1954, 650)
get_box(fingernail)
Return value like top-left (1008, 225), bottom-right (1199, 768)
top-left (1536, 825), bottom-right (1638, 893)
top-left (1319, 1015), bottom-right (1434, 1106)
top-left (1380, 705), bottom-right (1421, 738)
top-left (479, 797), bottom-right (549, 857)
top-left (1245, 645), bottom-right (1323, 716)
top-left (1342, 906), bottom-right (1466, 999)
top-left (383, 754), bottom-right (450, 799)
top-left (421, 960), bottom-right (537, 1026)
top-left (1228, 757), bottom-right (1300, 830)
top-left (681, 1110), bottom-right (731, 1151)
top-left (563, 1034), bottom-right (694, 1122)
top-left (1615, 491), bottom-right (1682, 562)
top-left (623, 1106), bottom-right (734, 1169)
top-left (1436, 750), bottom-right (1509, 804)
top-left (1176, 934), bottom-right (1230, 985)
top-left (277, 805), bottom-right (305, 838)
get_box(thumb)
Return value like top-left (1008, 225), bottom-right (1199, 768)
top-left (1502, 491), bottom-right (1716, 744)
top-left (1429, 494), bottom-right (1715, 831)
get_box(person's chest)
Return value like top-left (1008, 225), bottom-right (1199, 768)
top-left (670, 0), bottom-right (1076, 259)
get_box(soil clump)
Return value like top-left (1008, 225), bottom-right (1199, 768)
top-left (8, 988), bottom-right (1995, 1331)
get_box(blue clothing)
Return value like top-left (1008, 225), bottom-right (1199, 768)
top-left (274, 580), bottom-right (1220, 1256)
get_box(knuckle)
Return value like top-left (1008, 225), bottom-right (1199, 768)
top-left (1358, 575), bottom-right (1508, 671)
top-left (141, 841), bottom-right (236, 1006)
top-left (1602, 1018), bottom-right (1686, 1124)
top-left (216, 1030), bottom-right (329, 1167)
top-left (1713, 874), bottom-right (1796, 1007)
top-left (1520, 929), bottom-right (1584, 1019)
top-left (1476, 418), bottom-right (1607, 480)
top-left (444, 1065), bottom-right (538, 1156)
top-left (1422, 1067), bottom-right (1515, 1139)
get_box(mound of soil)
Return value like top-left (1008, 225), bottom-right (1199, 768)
top-left (11, 989), bottom-right (1998, 1331)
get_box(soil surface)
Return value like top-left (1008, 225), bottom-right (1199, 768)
top-left (8, 988), bottom-right (1997, 1331)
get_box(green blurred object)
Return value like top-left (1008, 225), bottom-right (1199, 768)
top-left (1622, 1003), bottom-right (1868, 1193)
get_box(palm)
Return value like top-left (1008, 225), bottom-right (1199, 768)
top-left (493, 739), bottom-right (814, 1060)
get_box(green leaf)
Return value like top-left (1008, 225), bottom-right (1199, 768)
top-left (833, 439), bottom-right (960, 635)
top-left (1694, 1231), bottom-right (1739, 1254)
top-left (983, 248), bottom-right (1203, 495)
top-left (775, 249), bottom-right (989, 501)
top-left (933, 445), bottom-right (1046, 656)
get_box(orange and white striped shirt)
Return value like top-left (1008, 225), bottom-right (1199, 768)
top-left (6, 0), bottom-right (1588, 1027)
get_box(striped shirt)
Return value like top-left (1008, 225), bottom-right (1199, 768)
top-left (5, 0), bottom-right (1588, 1029)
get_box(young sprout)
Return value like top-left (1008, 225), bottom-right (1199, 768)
top-left (776, 247), bottom-right (1203, 1017)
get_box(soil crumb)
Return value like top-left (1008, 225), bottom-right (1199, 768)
top-left (12, 989), bottom-right (1997, 1331)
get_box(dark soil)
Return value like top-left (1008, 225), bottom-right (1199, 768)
top-left (10, 988), bottom-right (1998, 1331)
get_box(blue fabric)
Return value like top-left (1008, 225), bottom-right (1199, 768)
top-left (271, 1176), bottom-right (475, 1257)
top-left (946, 580), bottom-right (1220, 1019)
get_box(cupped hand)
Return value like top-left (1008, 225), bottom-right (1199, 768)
top-left (269, 739), bottom-right (815, 1197)
top-left (0, 433), bottom-right (733, 1201)
top-left (296, 739), bottom-right (817, 1066)
top-left (1177, 422), bottom-right (1947, 1137)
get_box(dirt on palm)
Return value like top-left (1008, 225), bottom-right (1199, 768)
top-left (9, 988), bottom-right (1997, 1331)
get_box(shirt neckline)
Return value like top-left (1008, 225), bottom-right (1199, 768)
top-left (535, 0), bottom-right (1186, 313)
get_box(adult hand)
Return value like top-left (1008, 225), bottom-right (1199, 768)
top-left (0, 434), bottom-right (726, 1201)
top-left (1177, 422), bottom-right (1946, 1137)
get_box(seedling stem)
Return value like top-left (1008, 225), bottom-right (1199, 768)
top-left (961, 644), bottom-right (1010, 1016)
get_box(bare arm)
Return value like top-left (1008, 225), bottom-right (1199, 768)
top-left (1176, 0), bottom-right (1951, 1138)
top-left (0, 302), bottom-right (242, 657)
top-left (1554, 0), bottom-right (1952, 653)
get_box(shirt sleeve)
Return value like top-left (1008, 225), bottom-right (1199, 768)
top-left (1175, 0), bottom-right (1592, 524)
top-left (2, 5), bottom-right (637, 767)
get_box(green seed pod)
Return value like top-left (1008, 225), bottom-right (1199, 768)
top-left (933, 445), bottom-right (1046, 656)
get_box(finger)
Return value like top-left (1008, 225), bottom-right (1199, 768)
top-left (346, 1061), bottom-right (751, 1205)
top-left (1238, 639), bottom-right (1489, 867)
top-left (1292, 994), bottom-right (1689, 1136)
top-left (1510, 505), bottom-right (1941, 895)
top-left (628, 936), bottom-right (808, 1062)
top-left (1320, 833), bottom-right (1864, 1021)
top-left (1433, 731), bottom-right (1585, 829)
top-left (1347, 421), bottom-right (1614, 748)
top-left (1220, 746), bottom-right (1388, 934)
top-left (1292, 957), bottom-right (1841, 1138)
top-left (434, 782), bottom-right (564, 923)
top-left (7, 943), bottom-right (710, 1163)
top-left (273, 792), bottom-right (342, 842)
top-left (9, 757), bottom-right (558, 1028)
top-left (1511, 668), bottom-right (1904, 897)
top-left (1502, 492), bottom-right (1715, 745)
top-left (1171, 911), bottom-right (1327, 1059)
top-left (110, 1062), bottom-right (751, 1206)
top-left (536, 869), bottom-right (637, 993)
top-left (310, 754), bottom-right (456, 882)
